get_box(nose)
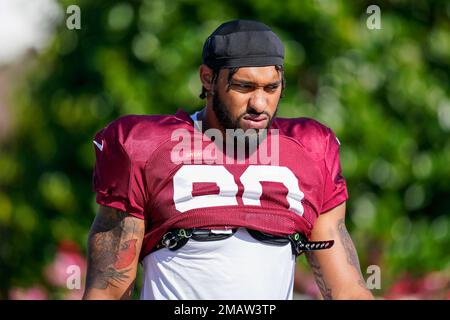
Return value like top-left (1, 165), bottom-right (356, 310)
top-left (247, 90), bottom-right (268, 114)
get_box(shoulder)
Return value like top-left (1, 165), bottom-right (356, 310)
top-left (95, 113), bottom-right (188, 161)
top-left (273, 116), bottom-right (336, 157)
top-left (103, 113), bottom-right (186, 136)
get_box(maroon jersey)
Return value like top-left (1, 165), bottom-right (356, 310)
top-left (92, 109), bottom-right (348, 260)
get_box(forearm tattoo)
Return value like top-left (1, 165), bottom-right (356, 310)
top-left (337, 218), bottom-right (367, 289)
top-left (85, 209), bottom-right (143, 295)
top-left (306, 252), bottom-right (332, 300)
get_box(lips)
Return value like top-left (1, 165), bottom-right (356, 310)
top-left (243, 114), bottom-right (268, 122)
top-left (241, 114), bottom-right (269, 129)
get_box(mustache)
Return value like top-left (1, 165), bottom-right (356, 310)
top-left (238, 108), bottom-right (278, 129)
top-left (237, 110), bottom-right (271, 121)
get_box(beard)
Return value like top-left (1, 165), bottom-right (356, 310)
top-left (211, 89), bottom-right (279, 158)
top-left (212, 89), bottom-right (278, 132)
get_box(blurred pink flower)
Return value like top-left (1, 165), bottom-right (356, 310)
top-left (385, 271), bottom-right (449, 300)
top-left (384, 274), bottom-right (419, 299)
top-left (9, 286), bottom-right (48, 300)
top-left (422, 272), bottom-right (448, 291)
top-left (304, 277), bottom-right (321, 298)
top-left (44, 240), bottom-right (86, 288)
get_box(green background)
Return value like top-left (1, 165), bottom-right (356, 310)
top-left (0, 0), bottom-right (449, 299)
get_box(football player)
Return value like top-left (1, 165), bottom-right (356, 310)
top-left (83, 20), bottom-right (374, 300)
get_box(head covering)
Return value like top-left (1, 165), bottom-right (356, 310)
top-left (202, 19), bottom-right (285, 69)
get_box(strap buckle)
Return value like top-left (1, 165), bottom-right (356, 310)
top-left (288, 233), bottom-right (334, 256)
top-left (160, 229), bottom-right (193, 250)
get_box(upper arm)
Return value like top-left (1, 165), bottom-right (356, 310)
top-left (83, 205), bottom-right (145, 300)
top-left (88, 120), bottom-right (149, 299)
top-left (305, 202), bottom-right (374, 299)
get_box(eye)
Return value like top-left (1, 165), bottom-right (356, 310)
top-left (265, 85), bottom-right (280, 92)
top-left (230, 83), bottom-right (254, 92)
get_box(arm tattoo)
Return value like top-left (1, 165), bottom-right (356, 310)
top-left (86, 209), bottom-right (143, 292)
top-left (337, 218), bottom-right (367, 289)
top-left (306, 252), bottom-right (333, 300)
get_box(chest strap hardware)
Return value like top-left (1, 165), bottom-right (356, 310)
top-left (246, 229), bottom-right (334, 256)
top-left (154, 228), bottom-right (334, 257)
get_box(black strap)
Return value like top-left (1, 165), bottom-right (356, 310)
top-left (287, 233), bottom-right (334, 256)
top-left (246, 229), bottom-right (290, 245)
top-left (153, 228), bottom-right (237, 252)
top-left (190, 228), bottom-right (238, 241)
top-left (247, 229), bottom-right (334, 256)
top-left (152, 228), bottom-right (334, 257)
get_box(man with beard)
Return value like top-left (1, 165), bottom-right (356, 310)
top-left (83, 20), bottom-right (374, 300)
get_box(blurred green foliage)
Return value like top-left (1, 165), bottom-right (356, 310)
top-left (0, 0), bottom-right (449, 298)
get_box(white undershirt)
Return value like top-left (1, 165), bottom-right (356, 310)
top-left (140, 228), bottom-right (295, 300)
top-left (139, 112), bottom-right (296, 300)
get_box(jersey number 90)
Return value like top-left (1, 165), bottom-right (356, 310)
top-left (173, 165), bottom-right (304, 215)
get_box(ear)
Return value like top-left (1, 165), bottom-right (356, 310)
top-left (199, 64), bottom-right (214, 91)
